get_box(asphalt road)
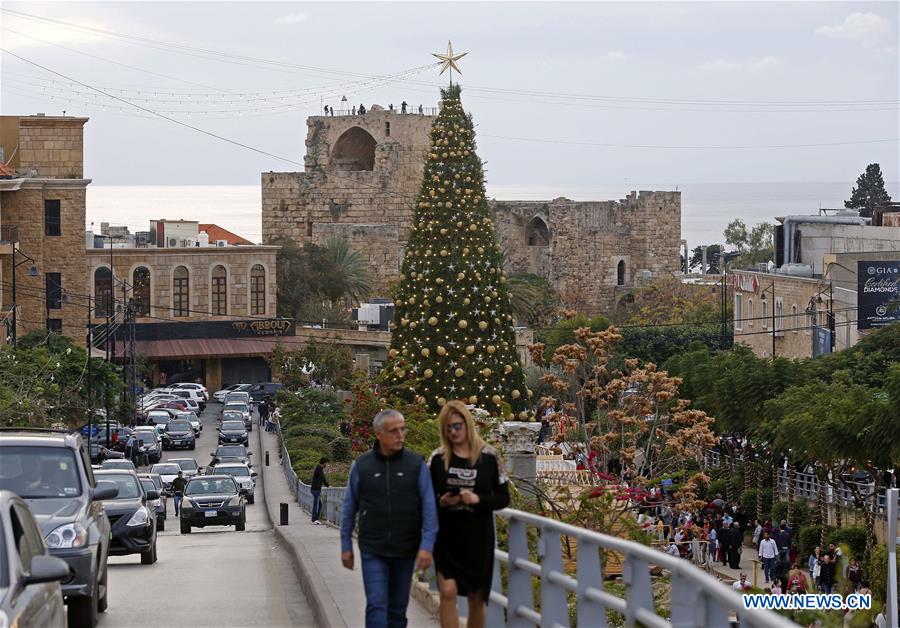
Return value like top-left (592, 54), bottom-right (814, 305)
top-left (98, 403), bottom-right (314, 628)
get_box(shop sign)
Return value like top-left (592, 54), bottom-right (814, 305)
top-left (732, 274), bottom-right (759, 294)
top-left (232, 319), bottom-right (294, 336)
top-left (858, 261), bottom-right (900, 329)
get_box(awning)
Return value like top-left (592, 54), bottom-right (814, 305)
top-left (124, 336), bottom-right (309, 360)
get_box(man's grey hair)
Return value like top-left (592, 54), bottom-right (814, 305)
top-left (373, 409), bottom-right (404, 432)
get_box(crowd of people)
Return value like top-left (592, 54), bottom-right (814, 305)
top-left (321, 100), bottom-right (426, 116)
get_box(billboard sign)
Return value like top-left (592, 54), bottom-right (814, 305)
top-left (812, 326), bottom-right (833, 356)
top-left (858, 261), bottom-right (900, 329)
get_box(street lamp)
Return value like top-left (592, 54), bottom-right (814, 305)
top-left (11, 244), bottom-right (40, 347)
top-left (807, 283), bottom-right (835, 354)
top-left (760, 281), bottom-right (777, 358)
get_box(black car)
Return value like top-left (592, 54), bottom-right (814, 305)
top-left (209, 445), bottom-right (252, 468)
top-left (138, 476), bottom-right (167, 531)
top-left (218, 420), bottom-right (249, 446)
top-left (93, 470), bottom-right (158, 565)
top-left (179, 475), bottom-right (246, 533)
top-left (162, 420), bottom-right (195, 451)
top-left (0, 429), bottom-right (118, 628)
top-left (249, 382), bottom-right (284, 402)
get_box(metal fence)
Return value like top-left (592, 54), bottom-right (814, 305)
top-left (278, 440), bottom-right (346, 526)
top-left (487, 508), bottom-right (796, 628)
top-left (322, 107), bottom-right (439, 117)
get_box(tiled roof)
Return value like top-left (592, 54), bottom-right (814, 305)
top-left (198, 224), bottom-right (254, 245)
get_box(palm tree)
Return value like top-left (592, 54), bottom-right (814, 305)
top-left (324, 237), bottom-right (372, 305)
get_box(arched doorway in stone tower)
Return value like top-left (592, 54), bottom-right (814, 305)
top-left (331, 127), bottom-right (376, 171)
top-left (525, 216), bottom-right (550, 246)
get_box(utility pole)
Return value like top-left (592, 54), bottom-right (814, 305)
top-left (86, 296), bottom-right (93, 456)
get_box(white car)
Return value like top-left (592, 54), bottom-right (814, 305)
top-left (212, 463), bottom-right (257, 504)
top-left (223, 391), bottom-right (251, 406)
top-left (170, 383), bottom-right (209, 401)
top-left (176, 411), bottom-right (202, 436)
top-left (149, 462), bottom-right (182, 493)
top-left (213, 384), bottom-right (251, 403)
top-left (146, 410), bottom-right (174, 435)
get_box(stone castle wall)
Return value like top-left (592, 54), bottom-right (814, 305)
top-left (262, 110), bottom-right (682, 315)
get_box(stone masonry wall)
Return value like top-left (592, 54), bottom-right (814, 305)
top-left (17, 117), bottom-right (88, 179)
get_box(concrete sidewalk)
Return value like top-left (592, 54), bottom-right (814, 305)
top-left (257, 427), bottom-right (439, 628)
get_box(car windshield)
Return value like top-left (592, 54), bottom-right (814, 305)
top-left (101, 461), bottom-right (134, 470)
top-left (216, 446), bottom-right (247, 457)
top-left (167, 421), bottom-right (192, 432)
top-left (224, 404), bottom-right (246, 412)
top-left (185, 477), bottom-right (237, 496)
top-left (222, 421), bottom-right (244, 430)
top-left (223, 412), bottom-right (244, 421)
top-left (141, 475), bottom-right (163, 489)
top-left (174, 460), bottom-right (198, 472)
top-left (0, 446), bottom-right (82, 498)
top-left (100, 473), bottom-right (141, 499)
top-left (216, 466), bottom-right (250, 477)
top-left (148, 414), bottom-right (170, 423)
top-left (151, 464), bottom-right (181, 475)
top-left (177, 413), bottom-right (196, 421)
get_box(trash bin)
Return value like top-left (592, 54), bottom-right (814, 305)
top-left (280, 502), bottom-right (289, 526)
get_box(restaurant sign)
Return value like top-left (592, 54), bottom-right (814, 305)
top-left (133, 318), bottom-right (296, 341)
top-left (731, 274), bottom-right (759, 294)
top-left (231, 319), bottom-right (293, 336)
top-left (858, 261), bottom-right (900, 330)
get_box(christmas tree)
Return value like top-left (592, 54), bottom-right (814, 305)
top-left (383, 84), bottom-right (531, 418)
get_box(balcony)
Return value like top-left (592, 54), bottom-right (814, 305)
top-left (0, 225), bottom-right (17, 255)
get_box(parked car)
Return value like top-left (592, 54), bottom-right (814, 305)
top-left (162, 420), bottom-right (195, 451)
top-left (176, 411), bottom-right (202, 437)
top-left (93, 471), bottom-right (158, 565)
top-left (146, 411), bottom-right (173, 437)
top-left (0, 490), bottom-right (70, 628)
top-left (249, 382), bottom-right (284, 403)
top-left (151, 400), bottom-right (190, 413)
top-left (169, 458), bottom-right (200, 480)
top-left (179, 475), bottom-right (246, 533)
top-left (209, 445), bottom-right (252, 468)
top-left (211, 463), bottom-right (257, 504)
top-left (169, 382), bottom-right (209, 401)
top-left (173, 396), bottom-right (202, 414)
top-left (138, 473), bottom-right (167, 530)
top-left (149, 463), bottom-right (182, 494)
top-left (223, 391), bottom-right (251, 406)
top-left (0, 429), bottom-right (118, 627)
top-left (169, 389), bottom-right (206, 412)
top-left (133, 427), bottom-right (162, 464)
top-left (100, 459), bottom-right (136, 472)
top-left (213, 383), bottom-right (251, 403)
top-left (222, 402), bottom-right (252, 431)
top-left (218, 420), bottom-right (249, 446)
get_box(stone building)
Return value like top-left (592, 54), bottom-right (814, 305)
top-left (262, 109), bottom-right (682, 315)
top-left (0, 115), bottom-right (91, 341)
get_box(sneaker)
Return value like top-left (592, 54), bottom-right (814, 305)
top-left (312, 520), bottom-right (321, 525)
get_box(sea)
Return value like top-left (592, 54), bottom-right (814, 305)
top-left (86, 181), bottom-right (898, 250)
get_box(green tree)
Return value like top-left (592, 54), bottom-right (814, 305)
top-left (506, 273), bottom-right (557, 328)
top-left (689, 244), bottom-right (723, 274)
top-left (383, 84), bottom-right (530, 417)
top-left (724, 219), bottom-right (774, 268)
top-left (844, 163), bottom-right (892, 218)
top-left (324, 237), bottom-right (372, 305)
top-left (614, 275), bottom-right (721, 326)
top-left (273, 237), bottom-right (345, 319)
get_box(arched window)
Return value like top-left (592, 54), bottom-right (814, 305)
top-left (761, 299), bottom-right (769, 329)
top-left (525, 216), bottom-right (550, 247)
top-left (211, 265), bottom-right (227, 316)
top-left (617, 260), bottom-right (626, 286)
top-left (133, 267), bottom-right (151, 317)
top-left (173, 266), bottom-right (189, 317)
top-left (250, 265), bottom-right (266, 315)
top-left (331, 127), bottom-right (376, 171)
top-left (791, 304), bottom-right (799, 332)
top-left (94, 267), bottom-right (112, 318)
top-left (747, 299), bottom-right (754, 327)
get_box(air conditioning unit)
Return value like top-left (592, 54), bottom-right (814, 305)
top-left (216, 240), bottom-right (227, 247)
top-left (168, 238), bottom-right (178, 248)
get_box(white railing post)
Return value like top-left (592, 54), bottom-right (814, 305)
top-left (539, 526), bottom-right (568, 628)
top-left (507, 518), bottom-right (533, 627)
top-left (623, 556), bottom-right (654, 627)
top-left (576, 537), bottom-right (606, 627)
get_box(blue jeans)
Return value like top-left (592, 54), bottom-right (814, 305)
top-left (173, 494), bottom-right (183, 515)
top-left (311, 489), bottom-right (322, 522)
top-left (360, 552), bottom-right (416, 628)
top-left (763, 556), bottom-right (777, 581)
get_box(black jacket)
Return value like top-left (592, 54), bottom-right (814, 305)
top-left (311, 464), bottom-right (328, 490)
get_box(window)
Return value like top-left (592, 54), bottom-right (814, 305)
top-left (250, 264), bottom-right (266, 315)
top-left (775, 297), bottom-right (784, 334)
top-left (761, 299), bottom-right (768, 329)
top-left (525, 216), bottom-right (550, 247)
top-left (805, 306), bottom-right (815, 335)
top-left (45, 272), bottom-right (62, 309)
top-left (211, 265), bottom-right (227, 315)
top-left (94, 267), bottom-right (112, 318)
top-left (44, 199), bottom-right (61, 236)
top-left (133, 267), bottom-right (151, 317)
top-left (48, 319), bottom-right (62, 333)
top-left (617, 260), bottom-right (626, 286)
top-left (306, 221), bottom-right (313, 237)
top-left (734, 294), bottom-right (743, 331)
top-left (173, 266), bottom-right (189, 317)
top-left (791, 305), bottom-right (799, 332)
top-left (385, 121), bottom-right (391, 137)
top-left (747, 299), bottom-right (754, 327)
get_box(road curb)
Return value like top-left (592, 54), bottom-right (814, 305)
top-left (258, 427), bottom-right (347, 628)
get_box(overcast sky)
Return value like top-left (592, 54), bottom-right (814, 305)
top-left (2, 1), bottom-right (898, 188)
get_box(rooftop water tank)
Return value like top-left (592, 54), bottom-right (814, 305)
top-left (198, 231), bottom-right (209, 247)
top-left (779, 263), bottom-right (814, 277)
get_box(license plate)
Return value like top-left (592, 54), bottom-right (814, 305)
top-left (205, 510), bottom-right (217, 518)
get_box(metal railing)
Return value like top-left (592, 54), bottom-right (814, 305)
top-left (487, 508), bottom-right (797, 628)
top-left (278, 439), bottom-right (346, 526)
top-left (320, 107), bottom-right (439, 117)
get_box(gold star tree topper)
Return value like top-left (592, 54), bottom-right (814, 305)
top-left (432, 41), bottom-right (467, 79)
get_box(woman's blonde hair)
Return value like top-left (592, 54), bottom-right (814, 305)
top-left (437, 400), bottom-right (485, 471)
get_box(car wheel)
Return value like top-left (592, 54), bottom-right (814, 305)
top-left (141, 542), bottom-right (158, 565)
top-left (67, 578), bottom-right (98, 628)
top-left (97, 563), bottom-right (108, 613)
top-left (180, 520), bottom-right (191, 534)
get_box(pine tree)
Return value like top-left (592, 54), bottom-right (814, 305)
top-left (383, 84), bottom-right (532, 418)
top-left (844, 163), bottom-right (892, 218)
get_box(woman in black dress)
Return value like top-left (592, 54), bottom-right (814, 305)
top-left (429, 400), bottom-right (510, 628)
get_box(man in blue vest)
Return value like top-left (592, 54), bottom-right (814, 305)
top-left (341, 409), bottom-right (438, 628)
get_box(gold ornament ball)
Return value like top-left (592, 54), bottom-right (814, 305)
top-left (527, 389), bottom-right (534, 398)
top-left (440, 250), bottom-right (448, 257)
top-left (511, 389), bottom-right (521, 399)
top-left (465, 345), bottom-right (475, 354)
top-left (463, 297), bottom-right (470, 305)
top-left (484, 296), bottom-right (491, 303)
top-left (395, 369), bottom-right (406, 378)
top-left (424, 369), bottom-right (434, 379)
top-left (468, 395), bottom-right (478, 404)
top-left (518, 411), bottom-right (528, 420)
top-left (462, 247), bottom-right (469, 255)
top-left (417, 396), bottom-right (427, 405)
top-left (479, 321), bottom-right (488, 331)
top-left (487, 345), bottom-right (496, 354)
top-left (477, 246), bottom-right (484, 254)
top-left (428, 316), bottom-right (438, 326)
top-left (388, 349), bottom-right (398, 358)
top-left (454, 368), bottom-right (464, 378)
top-left (494, 318), bottom-right (501, 325)
top-left (504, 365), bottom-right (513, 374)
top-left (438, 397), bottom-right (447, 406)
top-left (436, 296), bottom-right (443, 303)
top-left (456, 221), bottom-right (464, 228)
top-left (469, 224), bottom-right (477, 232)
top-left (421, 348), bottom-right (430, 358)
top-left (445, 202), bottom-right (453, 209)
top-left (436, 278), bottom-right (444, 285)
top-left (492, 395), bottom-right (502, 405)
top-left (402, 348), bottom-right (409, 356)
top-left (409, 321), bottom-right (417, 329)
top-left (408, 296), bottom-right (416, 304)
top-left (457, 272), bottom-right (466, 281)
top-left (440, 228), bottom-right (448, 236)
top-left (401, 318), bottom-right (409, 327)
top-left (482, 368), bottom-right (492, 377)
